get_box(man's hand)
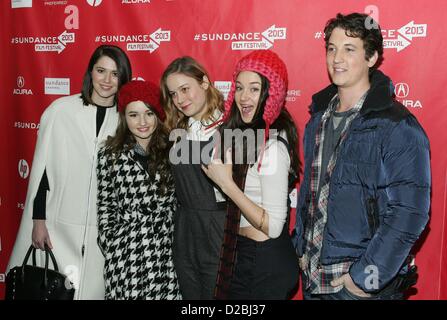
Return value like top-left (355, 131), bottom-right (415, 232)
top-left (298, 254), bottom-right (308, 271)
top-left (331, 273), bottom-right (371, 298)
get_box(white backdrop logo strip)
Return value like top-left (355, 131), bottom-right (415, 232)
top-left (45, 78), bottom-right (70, 95)
top-left (11, 0), bottom-right (32, 9)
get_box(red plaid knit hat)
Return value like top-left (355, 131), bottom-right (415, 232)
top-left (223, 50), bottom-right (288, 126)
top-left (118, 80), bottom-right (165, 121)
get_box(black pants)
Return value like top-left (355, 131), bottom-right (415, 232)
top-left (173, 204), bottom-right (226, 300)
top-left (229, 229), bottom-right (299, 300)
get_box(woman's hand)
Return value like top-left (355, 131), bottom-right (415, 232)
top-left (202, 148), bottom-right (234, 193)
top-left (32, 219), bottom-right (53, 250)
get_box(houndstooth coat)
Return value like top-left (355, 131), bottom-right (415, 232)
top-left (97, 147), bottom-right (181, 300)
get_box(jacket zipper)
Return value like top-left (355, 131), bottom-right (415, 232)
top-left (78, 107), bottom-right (108, 297)
top-left (81, 107), bottom-right (109, 254)
top-left (81, 136), bottom-right (98, 256)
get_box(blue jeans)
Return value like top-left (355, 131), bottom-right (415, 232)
top-left (302, 275), bottom-right (405, 300)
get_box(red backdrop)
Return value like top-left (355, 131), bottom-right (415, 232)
top-left (1, 0), bottom-right (446, 300)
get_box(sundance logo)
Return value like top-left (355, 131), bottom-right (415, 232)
top-left (13, 76), bottom-right (33, 95)
top-left (95, 28), bottom-right (170, 54)
top-left (11, 0), bottom-right (32, 8)
top-left (383, 21), bottom-right (427, 52)
top-left (196, 25), bottom-right (286, 51)
top-left (18, 159), bottom-right (30, 179)
top-left (12, 30), bottom-right (75, 53)
top-left (45, 78), bottom-right (70, 95)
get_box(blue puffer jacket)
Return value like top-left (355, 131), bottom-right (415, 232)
top-left (293, 70), bottom-right (431, 292)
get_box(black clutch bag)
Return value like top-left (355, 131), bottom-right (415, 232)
top-left (5, 245), bottom-right (75, 300)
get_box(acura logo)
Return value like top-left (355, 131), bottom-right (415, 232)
top-left (17, 76), bottom-right (25, 88)
top-left (394, 82), bottom-right (410, 98)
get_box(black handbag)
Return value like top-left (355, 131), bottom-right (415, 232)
top-left (5, 245), bottom-right (75, 300)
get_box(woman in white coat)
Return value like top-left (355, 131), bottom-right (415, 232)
top-left (7, 45), bottom-right (132, 299)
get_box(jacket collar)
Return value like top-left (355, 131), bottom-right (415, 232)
top-left (310, 70), bottom-right (394, 116)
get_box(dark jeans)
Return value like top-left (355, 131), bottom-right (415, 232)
top-left (302, 268), bottom-right (417, 300)
top-left (305, 286), bottom-right (404, 300)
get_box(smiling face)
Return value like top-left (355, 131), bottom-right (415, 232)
top-left (166, 72), bottom-right (209, 120)
top-left (125, 101), bottom-right (157, 149)
top-left (234, 71), bottom-right (262, 124)
top-left (326, 27), bottom-right (378, 94)
top-left (91, 55), bottom-right (119, 106)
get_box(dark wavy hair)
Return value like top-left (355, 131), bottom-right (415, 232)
top-left (219, 74), bottom-right (301, 185)
top-left (104, 104), bottom-right (172, 194)
top-left (81, 45), bottom-right (132, 106)
top-left (160, 56), bottom-right (224, 131)
top-left (324, 13), bottom-right (384, 71)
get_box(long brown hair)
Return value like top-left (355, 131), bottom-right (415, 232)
top-left (104, 105), bottom-right (172, 194)
top-left (81, 45), bottom-right (132, 106)
top-left (160, 56), bottom-right (224, 131)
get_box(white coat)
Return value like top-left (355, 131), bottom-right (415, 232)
top-left (7, 94), bottom-right (119, 300)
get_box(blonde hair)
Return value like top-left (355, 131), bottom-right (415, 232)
top-left (160, 56), bottom-right (224, 131)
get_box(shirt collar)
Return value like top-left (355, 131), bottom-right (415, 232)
top-left (187, 109), bottom-right (223, 131)
top-left (322, 91), bottom-right (368, 121)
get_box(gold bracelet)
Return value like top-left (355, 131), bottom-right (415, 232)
top-left (258, 209), bottom-right (266, 230)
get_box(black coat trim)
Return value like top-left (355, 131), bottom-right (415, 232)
top-left (310, 70), bottom-right (409, 121)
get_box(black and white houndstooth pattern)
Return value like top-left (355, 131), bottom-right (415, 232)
top-left (97, 147), bottom-right (181, 300)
